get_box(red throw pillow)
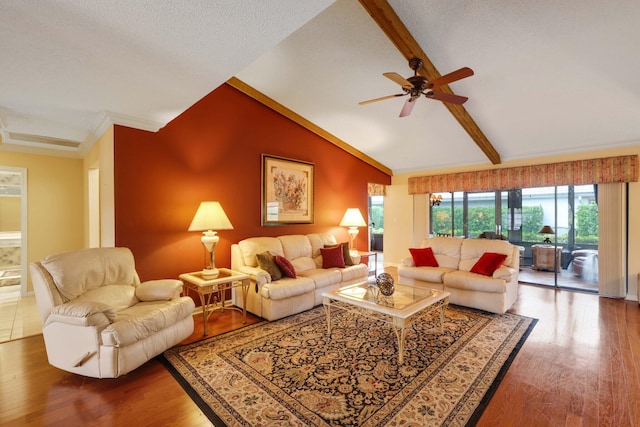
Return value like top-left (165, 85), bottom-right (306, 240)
top-left (320, 245), bottom-right (345, 268)
top-left (324, 242), bottom-right (354, 266)
top-left (275, 255), bottom-right (296, 278)
top-left (409, 247), bottom-right (439, 267)
top-left (471, 252), bottom-right (508, 276)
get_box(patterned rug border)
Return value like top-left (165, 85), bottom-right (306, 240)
top-left (159, 305), bottom-right (537, 427)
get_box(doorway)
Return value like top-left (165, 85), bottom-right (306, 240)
top-left (0, 167), bottom-right (27, 296)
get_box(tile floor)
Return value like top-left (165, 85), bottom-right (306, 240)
top-left (0, 285), bottom-right (42, 343)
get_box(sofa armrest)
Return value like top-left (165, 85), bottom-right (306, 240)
top-left (239, 266), bottom-right (270, 286)
top-left (400, 257), bottom-right (415, 267)
top-left (493, 266), bottom-right (517, 281)
top-left (45, 301), bottom-right (116, 327)
top-left (137, 279), bottom-right (183, 301)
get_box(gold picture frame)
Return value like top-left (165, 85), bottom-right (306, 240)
top-left (262, 155), bottom-right (314, 225)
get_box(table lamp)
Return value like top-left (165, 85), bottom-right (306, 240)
top-left (340, 208), bottom-right (367, 255)
top-left (188, 201), bottom-right (234, 278)
top-left (539, 225), bottom-right (554, 244)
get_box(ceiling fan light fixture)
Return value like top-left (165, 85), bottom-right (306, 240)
top-left (359, 58), bottom-right (473, 117)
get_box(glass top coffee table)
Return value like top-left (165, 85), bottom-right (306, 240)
top-left (322, 281), bottom-right (450, 364)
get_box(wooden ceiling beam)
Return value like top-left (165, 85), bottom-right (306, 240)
top-left (358, 0), bottom-right (502, 165)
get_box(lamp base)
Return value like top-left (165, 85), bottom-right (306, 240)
top-left (202, 267), bottom-right (220, 278)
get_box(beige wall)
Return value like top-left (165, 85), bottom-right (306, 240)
top-left (386, 143), bottom-right (640, 301)
top-left (83, 125), bottom-right (115, 248)
top-left (1, 151), bottom-right (84, 292)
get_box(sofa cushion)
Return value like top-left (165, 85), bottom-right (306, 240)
top-left (409, 247), bottom-right (439, 267)
top-left (260, 277), bottom-right (316, 300)
top-left (101, 297), bottom-right (195, 346)
top-left (298, 268), bottom-right (342, 289)
top-left (470, 252), bottom-right (508, 276)
top-left (444, 270), bottom-right (508, 294)
top-left (340, 264), bottom-right (369, 282)
top-left (422, 237), bottom-right (464, 269)
top-left (397, 265), bottom-right (455, 284)
top-left (41, 247), bottom-right (137, 301)
top-left (275, 255), bottom-right (296, 278)
top-left (307, 233), bottom-right (338, 259)
top-left (279, 235), bottom-right (312, 260)
top-left (320, 246), bottom-right (345, 268)
top-left (238, 237), bottom-right (284, 267)
top-left (256, 251), bottom-right (282, 281)
top-left (290, 256), bottom-right (316, 273)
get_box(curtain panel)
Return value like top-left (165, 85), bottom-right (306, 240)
top-left (408, 155), bottom-right (638, 194)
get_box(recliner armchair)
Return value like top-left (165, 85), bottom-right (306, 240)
top-left (30, 247), bottom-right (195, 378)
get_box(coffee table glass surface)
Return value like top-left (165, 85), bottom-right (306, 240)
top-left (322, 281), bottom-right (450, 364)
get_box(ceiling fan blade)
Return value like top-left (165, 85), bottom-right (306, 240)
top-left (383, 72), bottom-right (413, 88)
top-left (399, 98), bottom-right (417, 117)
top-left (428, 67), bottom-right (474, 88)
top-left (425, 91), bottom-right (469, 105)
top-left (359, 93), bottom-right (406, 105)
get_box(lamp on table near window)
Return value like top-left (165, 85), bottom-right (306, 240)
top-left (340, 208), bottom-right (367, 255)
top-left (188, 201), bottom-right (234, 278)
top-left (539, 225), bottom-right (554, 244)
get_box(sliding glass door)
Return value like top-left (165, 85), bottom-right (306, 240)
top-left (430, 185), bottom-right (599, 292)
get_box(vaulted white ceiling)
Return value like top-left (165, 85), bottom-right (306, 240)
top-left (2, 0), bottom-right (640, 174)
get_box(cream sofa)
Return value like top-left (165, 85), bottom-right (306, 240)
top-left (231, 233), bottom-right (368, 320)
top-left (398, 237), bottom-right (519, 314)
top-left (30, 247), bottom-right (195, 378)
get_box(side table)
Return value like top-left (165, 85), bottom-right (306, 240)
top-left (532, 245), bottom-right (563, 272)
top-left (357, 251), bottom-right (378, 276)
top-left (180, 268), bottom-right (250, 336)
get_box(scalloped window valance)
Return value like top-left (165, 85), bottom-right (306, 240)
top-left (368, 183), bottom-right (386, 196)
top-left (408, 155), bottom-right (638, 195)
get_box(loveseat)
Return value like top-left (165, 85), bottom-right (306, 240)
top-left (398, 237), bottom-right (519, 314)
top-left (231, 233), bottom-right (369, 320)
top-left (30, 247), bottom-right (195, 378)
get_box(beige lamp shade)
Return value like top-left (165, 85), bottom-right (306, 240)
top-left (339, 208), bottom-right (367, 227)
top-left (539, 225), bottom-right (554, 235)
top-left (188, 201), bottom-right (234, 231)
top-left (539, 225), bottom-right (554, 244)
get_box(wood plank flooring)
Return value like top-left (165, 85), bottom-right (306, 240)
top-left (1, 275), bottom-right (639, 426)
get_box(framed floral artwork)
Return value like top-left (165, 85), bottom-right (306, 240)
top-left (262, 154), bottom-right (314, 225)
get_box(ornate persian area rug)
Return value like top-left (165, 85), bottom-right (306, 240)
top-left (161, 305), bottom-right (536, 426)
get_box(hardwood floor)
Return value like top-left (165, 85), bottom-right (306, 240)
top-left (1, 276), bottom-right (639, 426)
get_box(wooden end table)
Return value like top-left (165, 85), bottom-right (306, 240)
top-left (180, 268), bottom-right (250, 336)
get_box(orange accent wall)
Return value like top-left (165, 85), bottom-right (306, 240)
top-left (114, 83), bottom-right (391, 281)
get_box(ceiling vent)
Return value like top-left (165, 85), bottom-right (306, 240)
top-left (6, 132), bottom-right (81, 150)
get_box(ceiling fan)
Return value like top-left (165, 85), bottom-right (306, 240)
top-left (360, 57), bottom-right (474, 117)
